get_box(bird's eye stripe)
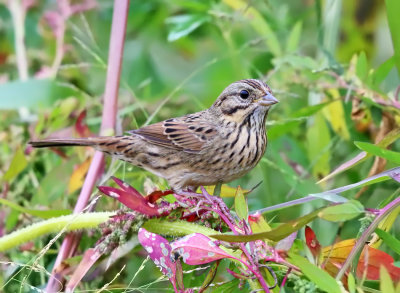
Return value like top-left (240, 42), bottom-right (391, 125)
top-left (221, 104), bottom-right (248, 115)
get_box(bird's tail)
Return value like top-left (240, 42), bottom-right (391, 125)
top-left (29, 137), bottom-right (104, 148)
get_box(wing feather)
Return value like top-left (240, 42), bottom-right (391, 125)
top-left (128, 115), bottom-right (217, 153)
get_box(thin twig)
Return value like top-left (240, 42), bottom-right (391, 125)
top-left (335, 195), bottom-right (400, 280)
top-left (9, 0), bottom-right (29, 80)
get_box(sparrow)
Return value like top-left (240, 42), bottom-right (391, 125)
top-left (29, 79), bottom-right (278, 191)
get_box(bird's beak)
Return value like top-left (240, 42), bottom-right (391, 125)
top-left (257, 92), bottom-right (278, 106)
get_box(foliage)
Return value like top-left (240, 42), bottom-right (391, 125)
top-left (0, 0), bottom-right (400, 292)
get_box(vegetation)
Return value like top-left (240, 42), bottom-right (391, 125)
top-left (0, 0), bottom-right (399, 292)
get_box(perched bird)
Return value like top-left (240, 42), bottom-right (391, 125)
top-left (29, 79), bottom-right (278, 191)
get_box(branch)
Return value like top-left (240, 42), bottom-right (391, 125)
top-left (46, 1), bottom-right (129, 291)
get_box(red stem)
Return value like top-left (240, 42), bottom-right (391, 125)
top-left (46, 1), bottom-right (129, 291)
top-left (279, 268), bottom-right (292, 292)
top-left (197, 188), bottom-right (270, 292)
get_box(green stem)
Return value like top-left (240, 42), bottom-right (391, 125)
top-left (0, 212), bottom-right (115, 252)
top-left (143, 218), bottom-right (220, 237)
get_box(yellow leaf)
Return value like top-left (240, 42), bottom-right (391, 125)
top-left (307, 111), bottom-right (331, 182)
top-left (68, 158), bottom-right (91, 194)
top-left (370, 205), bottom-right (400, 248)
top-left (234, 186), bottom-right (248, 220)
top-left (323, 89), bottom-right (350, 140)
top-left (3, 147), bottom-right (27, 182)
top-left (200, 185), bottom-right (250, 197)
top-left (249, 214), bottom-right (271, 233)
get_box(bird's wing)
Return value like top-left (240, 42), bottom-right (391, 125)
top-left (128, 116), bottom-right (218, 154)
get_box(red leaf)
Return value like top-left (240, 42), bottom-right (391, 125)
top-left (322, 239), bottom-right (400, 282)
top-left (138, 228), bottom-right (178, 291)
top-left (111, 176), bottom-right (139, 194)
top-left (98, 178), bottom-right (160, 216)
top-left (145, 189), bottom-right (174, 204)
top-left (171, 233), bottom-right (242, 266)
top-left (65, 248), bottom-right (103, 292)
top-left (74, 110), bottom-right (92, 137)
top-left (305, 226), bottom-right (321, 259)
top-left (180, 209), bottom-right (207, 222)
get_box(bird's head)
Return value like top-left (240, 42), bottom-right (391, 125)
top-left (212, 79), bottom-right (278, 123)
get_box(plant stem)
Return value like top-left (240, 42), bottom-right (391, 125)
top-left (50, 16), bottom-right (65, 78)
top-left (9, 0), bottom-right (28, 80)
top-left (46, 1), bottom-right (129, 291)
top-left (198, 187), bottom-right (270, 292)
top-left (0, 212), bottom-right (114, 252)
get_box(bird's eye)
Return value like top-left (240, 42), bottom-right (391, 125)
top-left (240, 90), bottom-right (249, 99)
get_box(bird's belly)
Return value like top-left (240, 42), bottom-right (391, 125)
top-left (178, 149), bottom-right (263, 188)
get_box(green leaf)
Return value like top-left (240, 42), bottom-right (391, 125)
top-left (3, 147), bottom-right (27, 182)
top-left (318, 200), bottom-right (364, 222)
top-left (33, 159), bottom-right (76, 205)
top-left (143, 219), bottom-right (220, 237)
top-left (288, 253), bottom-right (341, 293)
top-left (380, 266), bottom-right (395, 293)
top-left (212, 278), bottom-right (240, 293)
top-left (166, 14), bottom-right (210, 42)
top-left (291, 102), bottom-right (330, 118)
top-left (355, 141), bottom-right (400, 164)
top-left (267, 120), bottom-right (302, 140)
top-left (277, 55), bottom-right (318, 70)
top-left (347, 272), bottom-right (356, 293)
top-left (0, 79), bottom-right (82, 110)
top-left (286, 21), bottom-right (302, 52)
top-left (319, 128), bottom-right (400, 183)
top-left (200, 260), bottom-right (220, 291)
top-left (169, 0), bottom-right (211, 12)
top-left (375, 228), bottom-right (400, 255)
top-left (234, 186), bottom-right (248, 220)
top-left (370, 56), bottom-right (395, 87)
top-left (356, 51), bottom-right (368, 81)
top-left (211, 208), bottom-right (323, 242)
top-left (223, 0), bottom-right (281, 56)
top-left (307, 111), bottom-right (331, 179)
top-left (0, 198), bottom-right (71, 219)
top-left (385, 0), bottom-right (400, 74)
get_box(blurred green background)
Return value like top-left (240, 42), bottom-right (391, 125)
top-left (0, 0), bottom-right (399, 291)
